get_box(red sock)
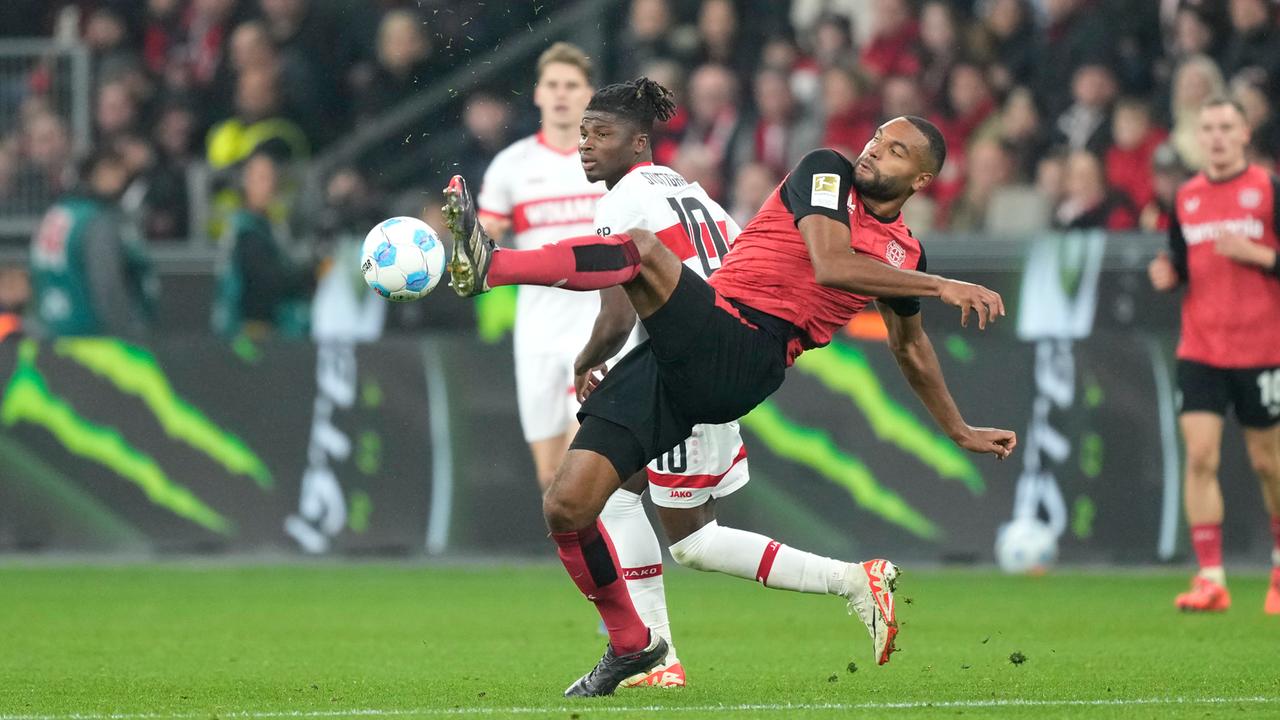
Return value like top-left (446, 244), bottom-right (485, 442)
top-left (488, 234), bottom-right (640, 290)
top-left (551, 520), bottom-right (650, 654)
top-left (1190, 523), bottom-right (1223, 569)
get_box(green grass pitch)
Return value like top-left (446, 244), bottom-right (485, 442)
top-left (1, 564), bottom-right (1277, 719)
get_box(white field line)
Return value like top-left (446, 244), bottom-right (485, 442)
top-left (2, 695), bottom-right (1278, 719)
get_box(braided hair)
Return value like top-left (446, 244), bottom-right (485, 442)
top-left (585, 77), bottom-right (677, 132)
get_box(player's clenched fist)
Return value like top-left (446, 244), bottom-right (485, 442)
top-left (1148, 251), bottom-right (1180, 291)
top-left (939, 279), bottom-right (1005, 329)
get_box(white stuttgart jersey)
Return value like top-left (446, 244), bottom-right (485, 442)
top-left (477, 133), bottom-right (606, 357)
top-left (592, 161), bottom-right (741, 281)
top-left (593, 162), bottom-right (750, 508)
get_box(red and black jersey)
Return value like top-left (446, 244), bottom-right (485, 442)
top-left (1169, 164), bottom-right (1280, 368)
top-left (709, 149), bottom-right (925, 365)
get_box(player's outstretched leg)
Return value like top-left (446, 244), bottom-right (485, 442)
top-left (442, 175), bottom-right (642, 297)
top-left (544, 447), bottom-right (668, 697)
top-left (667, 519), bottom-right (900, 665)
top-left (1176, 413), bottom-right (1231, 612)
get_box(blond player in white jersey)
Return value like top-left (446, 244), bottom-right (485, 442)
top-left (476, 43), bottom-right (604, 491)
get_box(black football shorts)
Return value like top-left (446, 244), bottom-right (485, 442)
top-left (573, 265), bottom-right (792, 480)
top-left (1177, 359), bottom-right (1280, 428)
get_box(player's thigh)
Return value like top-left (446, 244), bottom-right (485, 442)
top-left (515, 353), bottom-right (575, 443)
top-left (623, 228), bottom-right (685, 320)
top-left (529, 430), bottom-right (574, 488)
top-left (1241, 424), bottom-right (1280, 477)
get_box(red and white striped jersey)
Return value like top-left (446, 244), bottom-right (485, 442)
top-left (477, 133), bottom-right (606, 356)
top-left (592, 161), bottom-right (741, 281)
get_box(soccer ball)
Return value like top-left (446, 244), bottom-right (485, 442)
top-left (995, 517), bottom-right (1058, 574)
top-left (360, 217), bottom-right (447, 302)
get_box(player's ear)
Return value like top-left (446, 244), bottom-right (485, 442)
top-left (633, 131), bottom-right (650, 156)
top-left (911, 172), bottom-right (934, 193)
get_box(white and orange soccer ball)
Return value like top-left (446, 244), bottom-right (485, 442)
top-left (360, 216), bottom-right (447, 302)
top-left (995, 517), bottom-right (1058, 575)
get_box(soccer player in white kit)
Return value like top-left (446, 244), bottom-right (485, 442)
top-left (475, 43), bottom-right (604, 491)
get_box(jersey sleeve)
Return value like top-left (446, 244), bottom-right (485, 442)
top-left (1168, 213), bottom-right (1188, 284)
top-left (779, 149), bottom-right (855, 227)
top-left (476, 149), bottom-right (512, 220)
top-left (878, 244), bottom-right (926, 317)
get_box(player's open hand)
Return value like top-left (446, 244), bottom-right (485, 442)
top-left (956, 426), bottom-right (1018, 459)
top-left (574, 362), bottom-right (608, 403)
top-left (1147, 251), bottom-right (1179, 291)
top-left (939, 279), bottom-right (1005, 329)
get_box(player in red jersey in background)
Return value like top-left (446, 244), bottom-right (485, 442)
top-left (443, 112), bottom-right (1016, 696)
top-left (1149, 97), bottom-right (1280, 614)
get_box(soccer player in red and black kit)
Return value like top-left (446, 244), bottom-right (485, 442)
top-left (442, 111), bottom-right (1016, 696)
top-left (1148, 96), bottom-right (1280, 614)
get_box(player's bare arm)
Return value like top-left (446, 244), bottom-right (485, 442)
top-left (799, 214), bottom-right (1006, 329)
top-left (574, 286), bottom-right (636, 401)
top-left (879, 304), bottom-right (1017, 459)
top-left (1214, 231), bottom-right (1279, 270)
top-left (478, 215), bottom-right (511, 243)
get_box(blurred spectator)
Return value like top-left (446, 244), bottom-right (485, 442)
top-left (638, 58), bottom-right (688, 167)
top-left (137, 102), bottom-right (198, 240)
top-left (1139, 141), bottom-right (1190, 232)
top-left (728, 161), bottom-right (779, 228)
top-left (226, 20), bottom-right (322, 133)
top-left (141, 0), bottom-right (186, 79)
top-left (945, 138), bottom-right (1016, 232)
top-left (1169, 54), bottom-right (1226, 169)
top-left (917, 1), bottom-right (959, 104)
top-left (821, 65), bottom-right (877, 157)
top-left (1053, 149), bottom-right (1136, 230)
top-left (1232, 75), bottom-right (1280, 167)
top-left (734, 68), bottom-right (821, 178)
top-left (206, 67), bottom-right (309, 171)
top-left (315, 166), bottom-right (384, 242)
top-left (1032, 0), bottom-right (1114, 118)
top-left (974, 85), bottom-right (1048, 182)
top-left (1221, 0), bottom-right (1280, 97)
top-left (614, 0), bottom-right (684, 80)
top-left (17, 112), bottom-right (73, 213)
top-left (28, 150), bottom-right (155, 337)
top-left (969, 0), bottom-right (1036, 94)
top-left (1053, 64), bottom-right (1118, 154)
top-left (810, 14), bottom-right (856, 71)
top-left (859, 0), bottom-right (920, 82)
top-left (94, 81), bottom-right (140, 143)
top-left (212, 151), bottom-right (314, 339)
top-left (186, 0), bottom-right (244, 103)
top-left (1105, 98), bottom-right (1168, 212)
top-left (678, 64), bottom-right (746, 200)
top-left (789, 0), bottom-right (871, 48)
top-left (355, 10), bottom-right (435, 123)
top-left (1035, 146), bottom-right (1069, 212)
top-left (880, 74), bottom-right (925, 120)
top-left (691, 0), bottom-right (752, 80)
top-left (84, 5), bottom-right (142, 84)
top-left (455, 93), bottom-right (514, 189)
top-left (929, 62), bottom-right (996, 211)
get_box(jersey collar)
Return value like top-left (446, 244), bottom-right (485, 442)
top-left (536, 131), bottom-right (578, 156)
top-left (629, 161), bottom-right (655, 173)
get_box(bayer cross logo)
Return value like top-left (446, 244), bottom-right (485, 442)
top-left (885, 240), bottom-right (906, 267)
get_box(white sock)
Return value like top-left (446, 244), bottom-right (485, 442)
top-left (1272, 547), bottom-right (1280, 567)
top-left (600, 489), bottom-right (675, 661)
top-left (669, 520), bottom-right (848, 595)
top-left (1198, 565), bottom-right (1226, 586)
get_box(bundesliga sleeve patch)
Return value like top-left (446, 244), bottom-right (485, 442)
top-left (810, 173), bottom-right (840, 210)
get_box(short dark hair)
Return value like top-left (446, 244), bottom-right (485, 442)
top-left (1199, 95), bottom-right (1247, 119)
top-left (585, 77), bottom-right (677, 132)
top-left (903, 115), bottom-right (946, 174)
top-left (537, 42), bottom-right (593, 85)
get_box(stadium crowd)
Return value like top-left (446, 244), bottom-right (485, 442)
top-left (0, 0), bottom-right (1278, 336)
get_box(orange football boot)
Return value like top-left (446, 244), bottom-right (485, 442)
top-left (1175, 575), bottom-right (1231, 612)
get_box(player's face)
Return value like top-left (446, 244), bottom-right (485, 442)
top-left (1196, 103), bottom-right (1250, 170)
top-left (534, 63), bottom-right (593, 131)
top-left (579, 111), bottom-right (641, 184)
top-left (853, 118), bottom-right (933, 201)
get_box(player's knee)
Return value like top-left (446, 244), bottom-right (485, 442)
top-left (668, 523), bottom-right (713, 571)
top-left (1249, 451), bottom-right (1280, 482)
top-left (542, 486), bottom-right (593, 532)
top-left (1185, 445), bottom-right (1220, 480)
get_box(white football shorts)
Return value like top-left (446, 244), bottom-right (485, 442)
top-left (515, 352), bottom-right (580, 443)
top-left (646, 420), bottom-right (749, 508)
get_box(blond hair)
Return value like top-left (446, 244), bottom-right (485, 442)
top-left (536, 42), bottom-right (592, 84)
